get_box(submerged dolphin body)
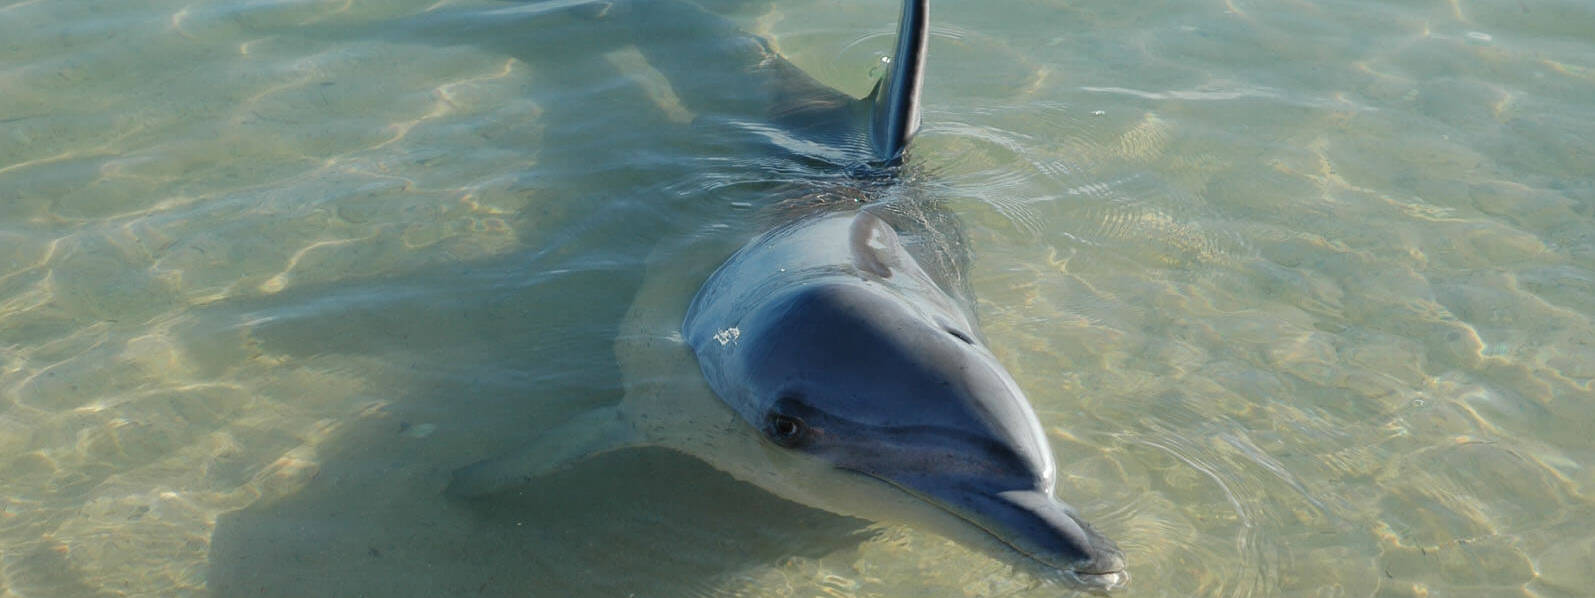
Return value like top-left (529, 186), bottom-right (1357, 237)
top-left (450, 0), bottom-right (1127, 591)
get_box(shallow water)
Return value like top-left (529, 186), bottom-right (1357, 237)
top-left (2, 0), bottom-right (1593, 596)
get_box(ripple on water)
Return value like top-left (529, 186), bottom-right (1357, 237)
top-left (923, 103), bottom-right (1251, 272)
top-left (3, 0), bottom-right (1595, 596)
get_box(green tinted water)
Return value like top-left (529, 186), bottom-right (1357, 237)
top-left (2, 0), bottom-right (1592, 596)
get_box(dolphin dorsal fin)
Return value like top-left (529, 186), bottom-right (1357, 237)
top-left (866, 0), bottom-right (928, 165)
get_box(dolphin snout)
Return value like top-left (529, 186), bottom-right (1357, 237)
top-left (1066, 533), bottom-right (1129, 593)
top-left (1075, 543), bottom-right (1126, 574)
top-left (950, 489), bottom-right (1126, 590)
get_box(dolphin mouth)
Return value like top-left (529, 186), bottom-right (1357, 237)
top-left (990, 520), bottom-right (1129, 594)
top-left (1061, 569), bottom-right (1130, 594)
top-left (864, 475), bottom-right (1128, 592)
top-left (964, 506), bottom-right (1128, 592)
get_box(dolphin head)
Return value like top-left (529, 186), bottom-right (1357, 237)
top-left (714, 281), bottom-right (1127, 590)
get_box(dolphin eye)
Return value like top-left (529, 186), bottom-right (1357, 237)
top-left (764, 413), bottom-right (809, 448)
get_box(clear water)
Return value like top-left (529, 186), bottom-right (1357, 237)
top-left (2, 0), bottom-right (1592, 596)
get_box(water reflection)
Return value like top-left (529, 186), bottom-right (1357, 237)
top-left (1, 0), bottom-right (1593, 596)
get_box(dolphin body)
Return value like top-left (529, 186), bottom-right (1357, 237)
top-left (449, 0), bottom-right (1127, 591)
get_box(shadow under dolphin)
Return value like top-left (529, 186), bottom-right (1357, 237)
top-left (204, 2), bottom-right (877, 597)
top-left (445, 0), bottom-right (1128, 592)
top-left (207, 0), bottom-right (1125, 595)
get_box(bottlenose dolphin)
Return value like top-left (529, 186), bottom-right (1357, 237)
top-left (449, 0), bottom-right (1128, 591)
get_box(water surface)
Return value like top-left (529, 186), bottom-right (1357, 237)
top-left (2, 0), bottom-right (1593, 596)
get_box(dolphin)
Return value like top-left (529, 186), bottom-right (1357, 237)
top-left (448, 0), bottom-right (1128, 591)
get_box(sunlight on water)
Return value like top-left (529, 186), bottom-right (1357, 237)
top-left (2, 0), bottom-right (1592, 596)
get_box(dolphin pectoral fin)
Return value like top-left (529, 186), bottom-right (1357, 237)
top-left (445, 405), bottom-right (643, 498)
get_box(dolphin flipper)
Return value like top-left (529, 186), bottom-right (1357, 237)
top-left (446, 405), bottom-right (642, 497)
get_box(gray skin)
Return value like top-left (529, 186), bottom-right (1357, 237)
top-left (683, 210), bottom-right (1127, 590)
top-left (448, 0), bottom-right (1128, 591)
